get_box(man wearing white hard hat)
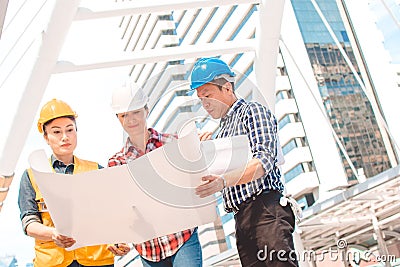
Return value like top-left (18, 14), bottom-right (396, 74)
top-left (108, 82), bottom-right (203, 267)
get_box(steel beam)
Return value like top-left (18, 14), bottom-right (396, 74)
top-left (75, 0), bottom-right (260, 21)
top-left (53, 39), bottom-right (256, 73)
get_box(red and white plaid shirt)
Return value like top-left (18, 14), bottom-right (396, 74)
top-left (108, 128), bottom-right (194, 262)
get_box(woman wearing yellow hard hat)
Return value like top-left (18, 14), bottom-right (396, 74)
top-left (18, 99), bottom-right (127, 267)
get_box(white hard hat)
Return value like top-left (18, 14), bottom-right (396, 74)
top-left (111, 82), bottom-right (149, 114)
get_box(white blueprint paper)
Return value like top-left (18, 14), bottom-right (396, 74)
top-left (29, 124), bottom-right (251, 250)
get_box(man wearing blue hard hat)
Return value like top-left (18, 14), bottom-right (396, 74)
top-left (191, 57), bottom-right (298, 267)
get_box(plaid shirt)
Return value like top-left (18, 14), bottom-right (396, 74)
top-left (217, 99), bottom-right (284, 213)
top-left (108, 128), bottom-right (194, 262)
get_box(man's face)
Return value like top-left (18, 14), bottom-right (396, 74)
top-left (196, 83), bottom-right (231, 119)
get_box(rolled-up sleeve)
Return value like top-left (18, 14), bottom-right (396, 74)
top-left (18, 170), bottom-right (41, 234)
top-left (244, 103), bottom-right (278, 176)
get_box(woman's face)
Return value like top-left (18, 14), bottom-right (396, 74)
top-left (44, 117), bottom-right (77, 158)
top-left (117, 107), bottom-right (148, 137)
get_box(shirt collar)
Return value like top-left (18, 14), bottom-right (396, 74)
top-left (223, 98), bottom-right (246, 120)
top-left (51, 154), bottom-right (74, 168)
top-left (148, 128), bottom-right (161, 141)
top-left (124, 128), bottom-right (160, 152)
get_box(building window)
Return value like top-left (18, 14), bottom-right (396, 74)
top-left (278, 115), bottom-right (291, 129)
top-left (158, 14), bottom-right (173, 21)
top-left (278, 113), bottom-right (300, 129)
top-left (297, 193), bottom-right (315, 209)
top-left (284, 164), bottom-right (305, 183)
top-left (282, 139), bottom-right (297, 154)
top-left (276, 91), bottom-right (287, 101)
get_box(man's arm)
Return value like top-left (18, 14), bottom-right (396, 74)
top-left (196, 103), bottom-right (278, 197)
top-left (196, 158), bottom-right (264, 198)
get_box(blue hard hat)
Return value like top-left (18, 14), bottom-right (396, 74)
top-left (189, 57), bottom-right (236, 90)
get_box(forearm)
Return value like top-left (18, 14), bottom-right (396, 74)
top-left (195, 158), bottom-right (266, 197)
top-left (26, 221), bottom-right (55, 241)
top-left (224, 158), bottom-right (265, 187)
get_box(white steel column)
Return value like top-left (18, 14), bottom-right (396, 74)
top-left (371, 213), bottom-right (391, 267)
top-left (254, 0), bottom-right (285, 111)
top-left (0, 0), bottom-right (9, 39)
top-left (0, 173), bottom-right (13, 211)
top-left (0, 0), bottom-right (81, 177)
top-left (254, 0), bottom-right (286, 165)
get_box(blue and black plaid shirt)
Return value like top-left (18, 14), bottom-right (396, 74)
top-left (217, 98), bottom-right (284, 213)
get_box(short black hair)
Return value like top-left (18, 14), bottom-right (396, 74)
top-left (43, 116), bottom-right (77, 135)
top-left (212, 78), bottom-right (235, 91)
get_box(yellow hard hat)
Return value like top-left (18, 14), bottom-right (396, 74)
top-left (37, 99), bottom-right (77, 133)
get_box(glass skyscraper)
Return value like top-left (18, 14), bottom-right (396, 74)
top-left (290, 0), bottom-right (392, 180)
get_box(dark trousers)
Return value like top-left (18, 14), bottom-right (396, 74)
top-left (234, 190), bottom-right (298, 267)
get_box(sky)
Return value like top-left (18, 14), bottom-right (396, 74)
top-left (0, 0), bottom-right (399, 266)
top-left (369, 0), bottom-right (400, 63)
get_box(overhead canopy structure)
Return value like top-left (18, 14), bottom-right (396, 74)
top-left (299, 166), bottom-right (400, 263)
top-left (0, 0), bottom-right (283, 212)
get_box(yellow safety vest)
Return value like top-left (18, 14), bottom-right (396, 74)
top-left (28, 156), bottom-right (114, 267)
